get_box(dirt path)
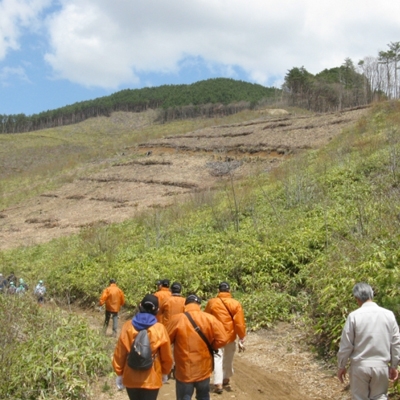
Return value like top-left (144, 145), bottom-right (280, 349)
top-left (77, 307), bottom-right (350, 400)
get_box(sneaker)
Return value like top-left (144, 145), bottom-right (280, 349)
top-left (223, 378), bottom-right (230, 386)
top-left (214, 384), bottom-right (223, 394)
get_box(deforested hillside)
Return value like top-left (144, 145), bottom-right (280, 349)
top-left (0, 106), bottom-right (368, 250)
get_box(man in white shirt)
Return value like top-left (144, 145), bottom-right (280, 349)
top-left (337, 282), bottom-right (400, 400)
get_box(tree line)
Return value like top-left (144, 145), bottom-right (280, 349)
top-left (283, 41), bottom-right (400, 112)
top-left (2, 41), bottom-right (399, 134)
top-left (358, 41), bottom-right (400, 100)
top-left (0, 78), bottom-right (277, 134)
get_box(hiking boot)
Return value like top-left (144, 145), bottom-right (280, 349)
top-left (223, 378), bottom-right (230, 386)
top-left (214, 384), bottom-right (223, 394)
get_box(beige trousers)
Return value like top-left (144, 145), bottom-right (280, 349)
top-left (350, 365), bottom-right (389, 400)
top-left (213, 341), bottom-right (237, 385)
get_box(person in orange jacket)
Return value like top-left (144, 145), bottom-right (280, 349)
top-left (162, 282), bottom-right (186, 379)
top-left (154, 279), bottom-right (171, 324)
top-left (113, 294), bottom-right (173, 400)
top-left (162, 282), bottom-right (185, 326)
top-left (166, 294), bottom-right (229, 400)
top-left (204, 282), bottom-right (246, 393)
top-left (99, 279), bottom-right (125, 337)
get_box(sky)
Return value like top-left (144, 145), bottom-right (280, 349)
top-left (0, 0), bottom-right (399, 116)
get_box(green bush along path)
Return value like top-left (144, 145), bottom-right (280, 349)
top-left (2, 100), bottom-right (400, 398)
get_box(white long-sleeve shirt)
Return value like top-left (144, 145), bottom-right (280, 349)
top-left (337, 301), bottom-right (400, 369)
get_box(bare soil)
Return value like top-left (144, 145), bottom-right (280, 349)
top-left (0, 106), bottom-right (368, 250)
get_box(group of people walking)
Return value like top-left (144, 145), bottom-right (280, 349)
top-left (101, 279), bottom-right (400, 400)
top-left (99, 278), bottom-right (246, 400)
top-left (0, 272), bottom-right (46, 303)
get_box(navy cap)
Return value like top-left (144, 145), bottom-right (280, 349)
top-left (185, 294), bottom-right (202, 305)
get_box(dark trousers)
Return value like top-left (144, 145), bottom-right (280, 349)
top-left (126, 387), bottom-right (159, 400)
top-left (104, 310), bottom-right (118, 335)
top-left (176, 378), bottom-right (210, 400)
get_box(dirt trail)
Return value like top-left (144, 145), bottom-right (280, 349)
top-left (77, 307), bottom-right (350, 400)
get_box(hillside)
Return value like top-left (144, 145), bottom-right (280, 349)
top-left (3, 101), bottom-right (400, 399)
top-left (0, 106), bottom-right (368, 250)
top-left (0, 78), bottom-right (278, 133)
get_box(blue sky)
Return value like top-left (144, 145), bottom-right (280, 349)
top-left (1, 0), bottom-right (399, 116)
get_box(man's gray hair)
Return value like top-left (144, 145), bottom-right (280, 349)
top-left (352, 282), bottom-right (374, 303)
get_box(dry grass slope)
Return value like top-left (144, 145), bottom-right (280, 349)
top-left (0, 106), bottom-right (369, 250)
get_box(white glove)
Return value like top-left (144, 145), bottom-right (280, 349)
top-left (116, 375), bottom-right (125, 390)
top-left (238, 338), bottom-right (246, 353)
top-left (162, 374), bottom-right (169, 384)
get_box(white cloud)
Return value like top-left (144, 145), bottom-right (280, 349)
top-left (0, 66), bottom-right (30, 86)
top-left (38, 0), bottom-right (400, 88)
top-left (0, 0), bottom-right (51, 59)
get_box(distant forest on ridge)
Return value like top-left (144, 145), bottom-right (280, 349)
top-left (1, 41), bottom-right (399, 134)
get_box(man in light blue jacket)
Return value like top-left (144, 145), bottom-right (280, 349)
top-left (337, 282), bottom-right (400, 399)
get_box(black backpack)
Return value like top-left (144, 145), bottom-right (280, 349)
top-left (127, 329), bottom-right (154, 370)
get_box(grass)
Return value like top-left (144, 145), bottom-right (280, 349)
top-left (2, 100), bottom-right (400, 355)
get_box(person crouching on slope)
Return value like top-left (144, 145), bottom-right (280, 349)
top-left (113, 294), bottom-right (173, 400)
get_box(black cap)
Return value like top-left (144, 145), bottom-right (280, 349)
top-left (185, 294), bottom-right (201, 305)
top-left (109, 278), bottom-right (116, 284)
top-left (161, 279), bottom-right (170, 288)
top-left (171, 282), bottom-right (182, 293)
top-left (219, 282), bottom-right (230, 291)
top-left (139, 294), bottom-right (159, 315)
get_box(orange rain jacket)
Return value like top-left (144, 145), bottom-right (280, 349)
top-left (99, 283), bottom-right (125, 313)
top-left (204, 292), bottom-right (246, 343)
top-left (112, 320), bottom-right (173, 389)
top-left (162, 294), bottom-right (185, 326)
top-left (166, 303), bottom-right (229, 383)
top-left (154, 287), bottom-right (172, 323)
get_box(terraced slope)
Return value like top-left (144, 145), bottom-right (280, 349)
top-left (0, 106), bottom-right (369, 250)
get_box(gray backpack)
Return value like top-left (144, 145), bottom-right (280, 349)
top-left (127, 329), bottom-right (154, 370)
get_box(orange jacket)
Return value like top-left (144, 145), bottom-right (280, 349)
top-left (162, 294), bottom-right (185, 326)
top-left (99, 283), bottom-right (125, 312)
top-left (154, 287), bottom-right (172, 323)
top-left (204, 292), bottom-right (246, 343)
top-left (166, 303), bottom-right (229, 383)
top-left (112, 319), bottom-right (173, 389)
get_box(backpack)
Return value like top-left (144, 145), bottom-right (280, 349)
top-left (127, 329), bottom-right (154, 370)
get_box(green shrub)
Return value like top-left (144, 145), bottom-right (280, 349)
top-left (0, 295), bottom-right (111, 399)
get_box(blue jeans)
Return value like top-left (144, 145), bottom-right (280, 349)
top-left (176, 378), bottom-right (210, 400)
